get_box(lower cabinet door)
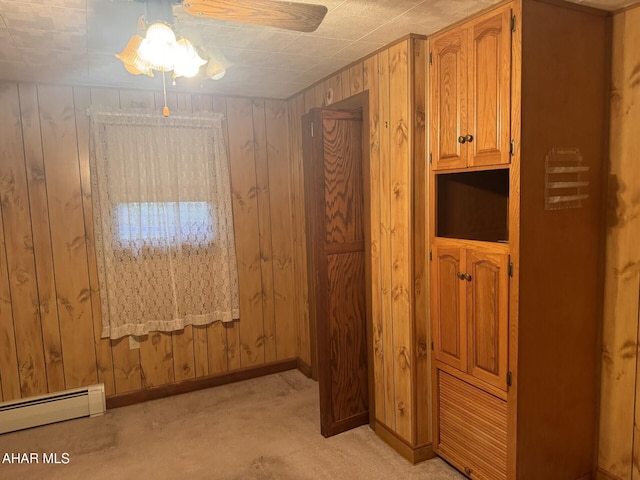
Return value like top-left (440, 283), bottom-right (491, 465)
top-left (436, 369), bottom-right (507, 480)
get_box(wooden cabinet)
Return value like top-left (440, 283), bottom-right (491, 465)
top-left (430, 5), bottom-right (511, 170)
top-left (428, 1), bottom-right (609, 479)
top-left (432, 244), bottom-right (509, 391)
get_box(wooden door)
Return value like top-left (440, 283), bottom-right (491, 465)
top-left (466, 249), bottom-right (509, 390)
top-left (431, 244), bottom-right (467, 372)
top-left (303, 108), bottom-right (369, 437)
top-left (430, 28), bottom-right (468, 171)
top-left (467, 5), bottom-right (512, 168)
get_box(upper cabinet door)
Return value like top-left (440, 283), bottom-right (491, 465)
top-left (429, 6), bottom-right (512, 171)
top-left (430, 28), bottom-right (468, 171)
top-left (466, 249), bottom-right (509, 391)
top-left (467, 6), bottom-right (512, 168)
top-left (431, 245), bottom-right (467, 371)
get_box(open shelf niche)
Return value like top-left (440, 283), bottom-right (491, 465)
top-left (435, 169), bottom-right (509, 243)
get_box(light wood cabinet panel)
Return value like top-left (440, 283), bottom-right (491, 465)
top-left (432, 245), bottom-right (466, 371)
top-left (466, 250), bottom-right (508, 391)
top-left (430, 28), bottom-right (468, 170)
top-left (431, 5), bottom-right (511, 171)
top-left (432, 244), bottom-right (508, 392)
top-left (468, 7), bottom-right (512, 168)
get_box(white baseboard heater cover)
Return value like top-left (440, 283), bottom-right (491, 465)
top-left (0, 384), bottom-right (105, 434)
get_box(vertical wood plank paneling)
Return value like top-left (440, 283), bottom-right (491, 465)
top-left (0, 83), bottom-right (48, 397)
top-left (72, 86), bottom-right (115, 396)
top-left (211, 95), bottom-right (234, 374)
top-left (378, 49), bottom-right (396, 430)
top-left (412, 38), bottom-right (431, 446)
top-left (119, 89), bottom-right (174, 388)
top-left (0, 196), bottom-right (21, 401)
top-left (326, 73), bottom-right (343, 106)
top-left (296, 94), bottom-right (311, 365)
top-left (226, 96), bottom-right (264, 368)
top-left (139, 331), bottom-right (174, 388)
top-left (18, 83), bottom-right (66, 394)
top-left (364, 54), bottom-right (385, 424)
top-left (265, 100), bottom-right (297, 360)
top-left (1, 82), bottom-right (302, 400)
top-left (253, 99), bottom-right (276, 363)
top-left (341, 69), bottom-right (351, 99)
top-left (38, 84), bottom-right (98, 389)
top-left (90, 87), bottom-right (142, 394)
top-left (389, 40), bottom-right (413, 440)
top-left (190, 93), bottom-right (213, 378)
top-left (304, 88), bottom-right (317, 114)
top-left (207, 321), bottom-right (228, 375)
top-left (314, 83), bottom-right (327, 109)
top-left (600, 7), bottom-right (640, 480)
top-left (170, 265), bottom-right (197, 373)
top-left (289, 93), bottom-right (311, 366)
top-left (350, 63), bottom-right (364, 96)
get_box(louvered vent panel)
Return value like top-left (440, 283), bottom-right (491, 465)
top-left (438, 370), bottom-right (507, 480)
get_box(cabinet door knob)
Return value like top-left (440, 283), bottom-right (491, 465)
top-left (465, 134), bottom-right (474, 143)
top-left (458, 135), bottom-right (466, 144)
top-left (464, 466), bottom-right (472, 475)
top-left (464, 273), bottom-right (472, 282)
top-left (457, 272), bottom-right (465, 280)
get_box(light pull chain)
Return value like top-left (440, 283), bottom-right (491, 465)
top-left (162, 71), bottom-right (170, 117)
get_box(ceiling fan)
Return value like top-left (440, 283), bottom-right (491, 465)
top-left (178, 0), bottom-right (329, 33)
top-left (115, 0), bottom-right (328, 80)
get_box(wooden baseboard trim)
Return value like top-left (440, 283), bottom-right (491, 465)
top-left (106, 358), bottom-right (298, 409)
top-left (296, 358), bottom-right (312, 378)
top-left (595, 468), bottom-right (624, 480)
top-left (374, 421), bottom-right (435, 464)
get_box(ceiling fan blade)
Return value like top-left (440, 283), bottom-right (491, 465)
top-left (181, 0), bottom-right (328, 33)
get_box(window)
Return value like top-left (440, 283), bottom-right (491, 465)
top-left (88, 107), bottom-right (239, 340)
top-left (114, 201), bottom-right (215, 249)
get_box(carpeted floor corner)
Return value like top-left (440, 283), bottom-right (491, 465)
top-left (0, 370), bottom-right (464, 479)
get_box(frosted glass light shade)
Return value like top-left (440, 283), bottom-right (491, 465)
top-left (115, 35), bottom-right (154, 77)
top-left (137, 22), bottom-right (178, 72)
top-left (173, 38), bottom-right (207, 78)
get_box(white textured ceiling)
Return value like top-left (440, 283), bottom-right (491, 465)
top-left (0, 0), bottom-right (637, 99)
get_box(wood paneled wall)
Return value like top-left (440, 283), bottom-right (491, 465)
top-left (287, 36), bottom-right (431, 448)
top-left (0, 82), bottom-right (296, 402)
top-left (598, 5), bottom-right (640, 480)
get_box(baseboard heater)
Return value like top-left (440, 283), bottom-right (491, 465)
top-left (0, 384), bottom-right (105, 434)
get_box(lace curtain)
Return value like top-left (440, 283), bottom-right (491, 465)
top-left (88, 107), bottom-right (239, 340)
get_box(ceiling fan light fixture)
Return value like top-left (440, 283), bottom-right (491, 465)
top-left (206, 59), bottom-right (227, 80)
top-left (117, 20), bottom-right (210, 81)
top-left (115, 35), bottom-right (155, 77)
top-left (137, 22), bottom-right (178, 72)
top-left (173, 38), bottom-right (208, 78)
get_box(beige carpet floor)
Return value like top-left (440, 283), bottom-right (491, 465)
top-left (0, 370), bottom-right (464, 480)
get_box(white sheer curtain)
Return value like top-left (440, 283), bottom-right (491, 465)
top-left (88, 106), bottom-right (239, 340)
